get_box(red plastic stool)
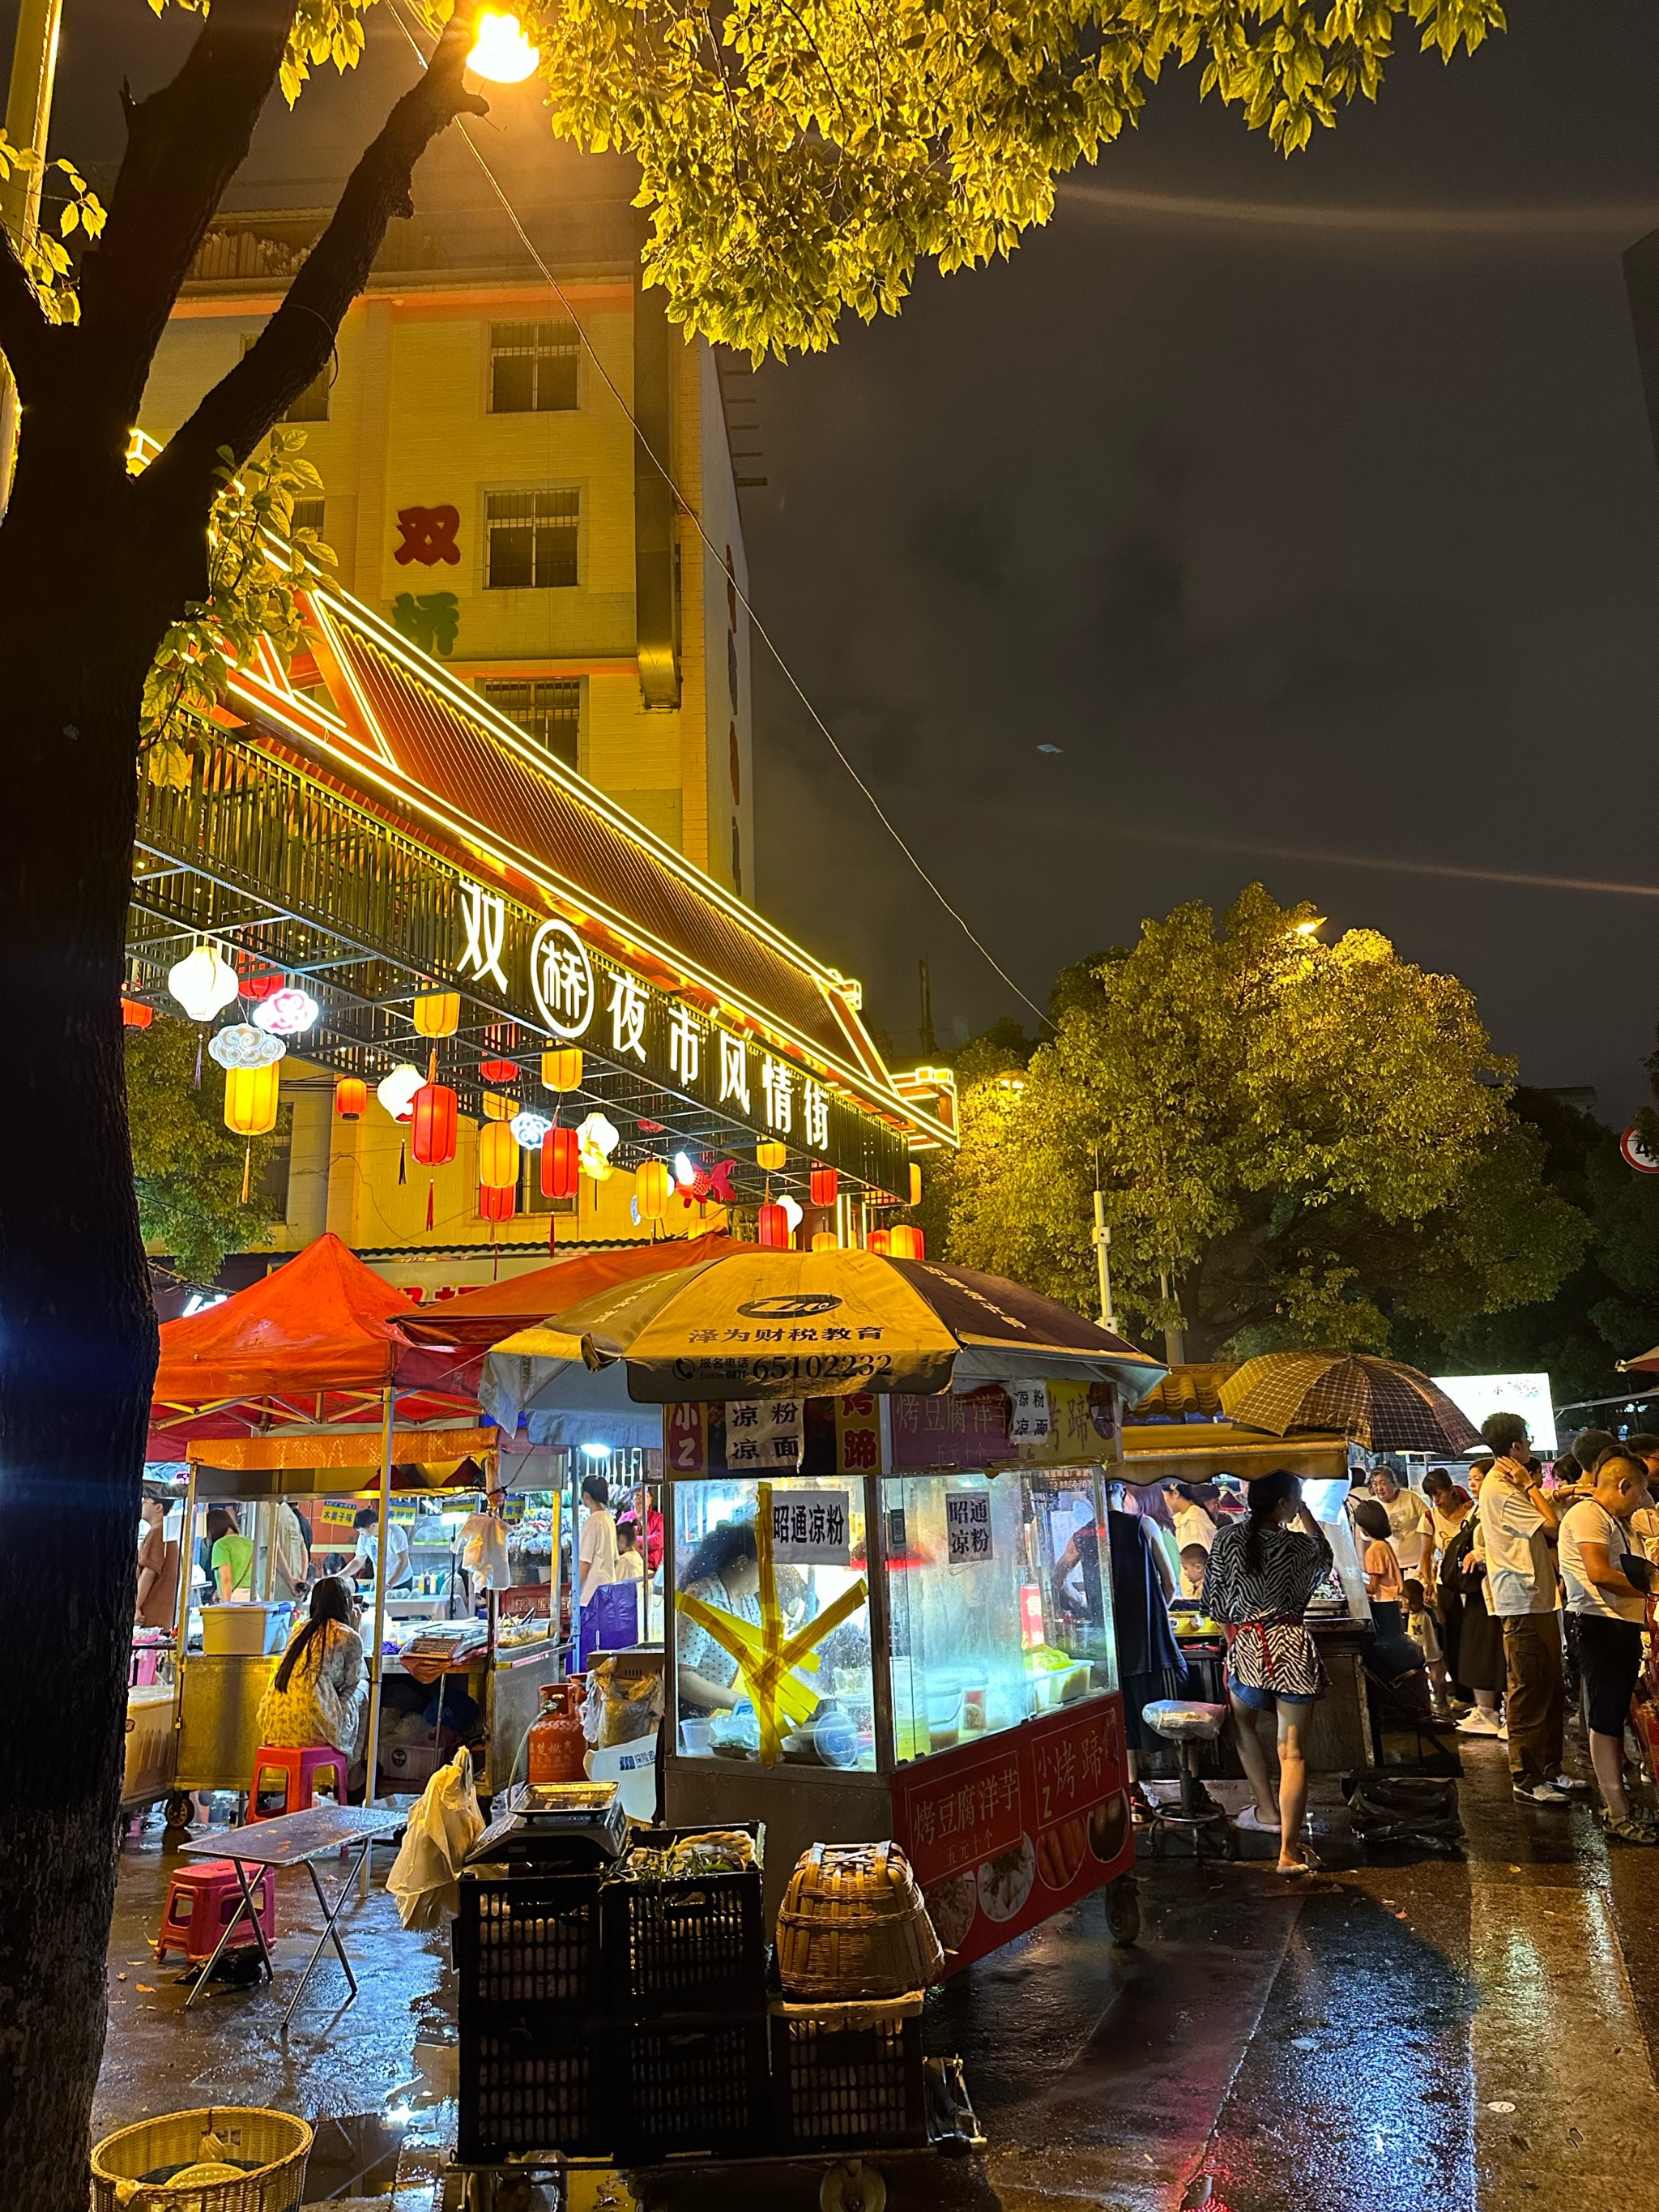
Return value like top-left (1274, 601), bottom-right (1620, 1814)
top-left (248, 1744), bottom-right (350, 1821)
top-left (156, 1859), bottom-right (275, 1963)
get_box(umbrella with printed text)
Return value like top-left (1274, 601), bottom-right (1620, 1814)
top-left (1217, 1350), bottom-right (1483, 1454)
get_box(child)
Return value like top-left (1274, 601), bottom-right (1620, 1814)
top-left (1402, 1574), bottom-right (1452, 1721)
top-left (1179, 1543), bottom-right (1210, 1599)
top-left (1352, 1498), bottom-right (1405, 1607)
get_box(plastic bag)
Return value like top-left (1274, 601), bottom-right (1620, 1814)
top-left (386, 1745), bottom-right (485, 1928)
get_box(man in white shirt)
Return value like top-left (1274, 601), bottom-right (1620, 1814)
top-left (1370, 1470), bottom-right (1431, 1578)
top-left (348, 1506), bottom-right (412, 1591)
top-left (1477, 1411), bottom-right (1580, 1807)
top-left (1559, 1451), bottom-right (1654, 1842)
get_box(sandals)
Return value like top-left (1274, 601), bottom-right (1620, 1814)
top-left (1235, 1806), bottom-right (1282, 1834)
top-left (1601, 1813), bottom-right (1658, 1847)
top-left (1277, 1844), bottom-right (1321, 1876)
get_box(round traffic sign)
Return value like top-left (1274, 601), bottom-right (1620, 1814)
top-left (1621, 1124), bottom-right (1659, 1174)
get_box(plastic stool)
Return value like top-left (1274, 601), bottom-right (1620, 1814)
top-left (1141, 1700), bottom-right (1237, 1860)
top-left (156, 1859), bottom-right (275, 1963)
top-left (248, 1744), bottom-right (350, 1821)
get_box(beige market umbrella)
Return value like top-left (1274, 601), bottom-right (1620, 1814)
top-left (1218, 1350), bottom-right (1483, 1454)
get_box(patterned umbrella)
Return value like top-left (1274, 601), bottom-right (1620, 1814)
top-left (1218, 1351), bottom-right (1484, 1454)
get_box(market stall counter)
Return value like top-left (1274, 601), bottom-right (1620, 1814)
top-left (664, 1390), bottom-right (1138, 1971)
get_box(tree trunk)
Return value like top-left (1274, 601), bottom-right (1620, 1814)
top-left (0, 474), bottom-right (163, 2208)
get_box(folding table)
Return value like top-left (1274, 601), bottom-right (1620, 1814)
top-left (180, 1803), bottom-right (406, 2027)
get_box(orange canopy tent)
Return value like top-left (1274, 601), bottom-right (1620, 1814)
top-left (149, 1232), bottom-right (473, 1450)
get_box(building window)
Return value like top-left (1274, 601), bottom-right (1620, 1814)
top-left (486, 490), bottom-right (579, 590)
top-left (291, 497), bottom-right (325, 538)
top-left (480, 677), bottom-right (581, 767)
top-left (489, 322), bottom-right (579, 413)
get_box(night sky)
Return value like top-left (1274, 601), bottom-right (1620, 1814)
top-left (19, 2), bottom-right (1659, 1112)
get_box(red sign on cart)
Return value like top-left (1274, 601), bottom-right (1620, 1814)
top-left (892, 1695), bottom-right (1131, 1974)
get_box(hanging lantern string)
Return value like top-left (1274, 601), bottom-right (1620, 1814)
top-left (241, 1140), bottom-right (252, 1205)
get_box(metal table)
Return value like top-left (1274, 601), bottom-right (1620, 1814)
top-left (181, 1804), bottom-right (406, 2027)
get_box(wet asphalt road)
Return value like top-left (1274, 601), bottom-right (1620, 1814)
top-left (96, 1728), bottom-right (1659, 2210)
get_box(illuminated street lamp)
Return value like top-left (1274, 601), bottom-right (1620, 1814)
top-left (466, 9), bottom-right (539, 83)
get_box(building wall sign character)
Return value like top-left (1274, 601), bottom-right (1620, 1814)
top-left (394, 505), bottom-right (462, 566)
top-left (530, 916), bottom-right (596, 1037)
top-left (458, 882), bottom-right (510, 991)
top-left (719, 1032), bottom-right (752, 1117)
top-left (608, 971), bottom-right (649, 1061)
top-left (668, 1001), bottom-right (704, 1087)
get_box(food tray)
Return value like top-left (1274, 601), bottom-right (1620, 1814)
top-left (770, 1994), bottom-right (928, 2152)
top-left (455, 1873), bottom-right (603, 2013)
top-left (457, 2014), bottom-right (608, 2163)
top-left (601, 1828), bottom-right (764, 2018)
top-left (612, 2013), bottom-right (771, 2164)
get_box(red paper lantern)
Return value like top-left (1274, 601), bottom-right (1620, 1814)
top-left (479, 1181), bottom-right (516, 1222)
top-left (334, 1077), bottom-right (368, 1121)
top-left (541, 1125), bottom-right (579, 1199)
top-left (757, 1201), bottom-right (790, 1249)
top-left (480, 1057), bottom-right (520, 1084)
top-left (889, 1224), bottom-right (925, 1261)
top-left (868, 1228), bottom-right (891, 1256)
top-left (120, 997), bottom-right (154, 1029)
top-left (410, 1082), bottom-right (458, 1166)
top-left (809, 1165), bottom-right (838, 1208)
top-left (238, 967), bottom-right (284, 1001)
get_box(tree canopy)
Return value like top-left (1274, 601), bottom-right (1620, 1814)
top-left (944, 886), bottom-right (1585, 1356)
top-left (126, 1017), bottom-right (285, 1283)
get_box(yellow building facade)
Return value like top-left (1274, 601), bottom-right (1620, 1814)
top-left (140, 168), bottom-right (755, 899)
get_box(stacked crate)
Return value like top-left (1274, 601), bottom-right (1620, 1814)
top-left (455, 1830), bottom-right (769, 2166)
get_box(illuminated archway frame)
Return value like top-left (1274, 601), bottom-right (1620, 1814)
top-left (122, 507), bottom-right (953, 1199)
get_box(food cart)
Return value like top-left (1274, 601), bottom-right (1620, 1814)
top-left (482, 1244), bottom-right (1165, 1966)
top-left (146, 1235), bottom-right (567, 1824)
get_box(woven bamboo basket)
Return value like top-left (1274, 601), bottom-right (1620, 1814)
top-left (776, 1842), bottom-right (944, 2000)
top-left (91, 2107), bottom-right (312, 2212)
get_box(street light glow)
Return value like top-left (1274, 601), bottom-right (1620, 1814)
top-left (466, 9), bottom-right (539, 82)
top-left (1291, 916), bottom-right (1325, 937)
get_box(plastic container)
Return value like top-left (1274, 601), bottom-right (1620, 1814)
top-left (613, 2013), bottom-right (770, 2163)
top-left (599, 1826), bottom-right (765, 2018)
top-left (678, 1716), bottom-right (714, 1754)
top-left (201, 1605), bottom-right (277, 1657)
top-left (458, 2013), bottom-right (608, 2163)
top-left (454, 1871), bottom-right (603, 2011)
top-left (770, 1994), bottom-right (928, 2152)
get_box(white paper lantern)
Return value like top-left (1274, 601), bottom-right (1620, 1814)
top-left (672, 1151), bottom-right (697, 1188)
top-left (779, 1194), bottom-right (804, 1236)
top-left (207, 1023), bottom-right (286, 1071)
top-left (577, 1111), bottom-right (620, 1182)
top-left (377, 1063), bottom-right (424, 1121)
top-left (250, 986), bottom-right (320, 1036)
top-left (167, 944), bottom-right (241, 1022)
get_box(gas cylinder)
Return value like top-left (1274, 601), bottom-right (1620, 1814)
top-left (527, 1677), bottom-right (586, 1783)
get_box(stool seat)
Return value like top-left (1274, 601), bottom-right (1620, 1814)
top-left (1143, 1699), bottom-right (1230, 1743)
top-left (156, 1859), bottom-right (275, 1964)
top-left (249, 1743), bottom-right (350, 1821)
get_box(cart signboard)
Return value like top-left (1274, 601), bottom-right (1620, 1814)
top-left (891, 1696), bottom-right (1132, 1972)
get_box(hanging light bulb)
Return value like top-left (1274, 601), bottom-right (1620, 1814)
top-left (672, 1151), bottom-right (697, 1189)
top-left (377, 1063), bottom-right (424, 1121)
top-left (168, 944), bottom-right (241, 1022)
top-left (466, 7), bottom-right (539, 82)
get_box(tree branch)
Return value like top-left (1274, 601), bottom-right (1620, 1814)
top-left (78, 0), bottom-right (301, 429)
top-left (0, 229), bottom-right (51, 399)
top-left (144, 15), bottom-right (486, 519)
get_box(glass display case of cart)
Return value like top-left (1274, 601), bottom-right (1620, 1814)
top-left (672, 1475), bottom-right (879, 1771)
top-left (882, 1467), bottom-right (1118, 1764)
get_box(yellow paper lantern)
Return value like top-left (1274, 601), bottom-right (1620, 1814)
top-left (635, 1159), bottom-right (672, 1219)
top-left (757, 1139), bottom-right (787, 1171)
top-left (542, 1048), bottom-right (583, 1091)
top-left (413, 990), bottom-right (460, 1038)
top-left (483, 1091), bottom-right (514, 1121)
top-left (224, 1061), bottom-right (280, 1137)
top-left (889, 1223), bottom-right (925, 1261)
top-left (811, 1231), bottom-right (838, 1251)
top-left (909, 1162), bottom-right (923, 1206)
top-left (478, 1119), bottom-right (520, 1189)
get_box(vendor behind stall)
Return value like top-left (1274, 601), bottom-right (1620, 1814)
top-left (206, 1507), bottom-right (254, 1600)
top-left (676, 1519), bottom-right (761, 1715)
top-left (347, 1504), bottom-right (412, 1591)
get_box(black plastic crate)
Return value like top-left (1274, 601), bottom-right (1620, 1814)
top-left (455, 1873), bottom-right (603, 2013)
top-left (770, 2000), bottom-right (928, 2152)
top-left (457, 2012), bottom-right (609, 2163)
top-left (601, 1827), bottom-right (765, 2018)
top-left (613, 2013), bottom-right (771, 2163)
